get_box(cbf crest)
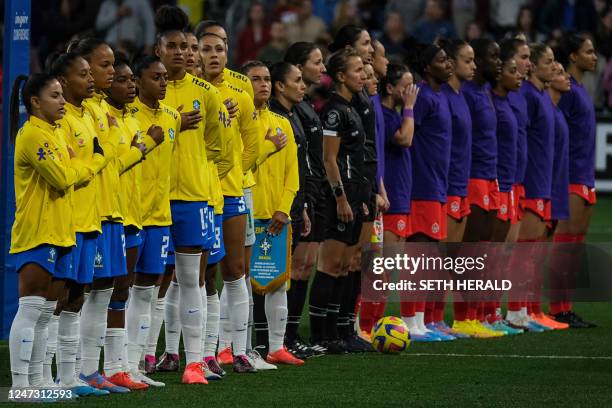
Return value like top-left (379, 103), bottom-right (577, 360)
top-left (193, 99), bottom-right (201, 110)
top-left (259, 235), bottom-right (272, 256)
top-left (168, 128), bottom-right (175, 141)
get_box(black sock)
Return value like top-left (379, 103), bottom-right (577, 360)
top-left (253, 291), bottom-right (268, 351)
top-left (308, 271), bottom-right (335, 343)
top-left (338, 273), bottom-right (354, 339)
top-left (286, 279), bottom-right (308, 341)
top-left (349, 271), bottom-right (362, 332)
top-left (326, 275), bottom-right (347, 341)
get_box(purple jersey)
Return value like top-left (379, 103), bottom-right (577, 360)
top-left (507, 88), bottom-right (529, 185)
top-left (551, 105), bottom-right (570, 220)
top-left (558, 76), bottom-right (596, 187)
top-left (382, 105), bottom-right (412, 214)
top-left (492, 93), bottom-right (518, 193)
top-left (410, 82), bottom-right (452, 202)
top-left (462, 80), bottom-right (498, 180)
top-left (371, 94), bottom-right (386, 186)
top-left (521, 81), bottom-right (555, 199)
top-left (441, 83), bottom-right (472, 197)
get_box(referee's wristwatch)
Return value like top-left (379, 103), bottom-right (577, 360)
top-left (332, 182), bottom-right (345, 198)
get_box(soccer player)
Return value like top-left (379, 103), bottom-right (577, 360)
top-left (550, 34), bottom-right (598, 328)
top-left (283, 42), bottom-right (327, 356)
top-left (199, 30), bottom-right (260, 373)
top-left (250, 61), bottom-right (305, 366)
top-left (67, 37), bottom-right (134, 393)
top-left (185, 32), bottom-right (202, 77)
top-left (371, 64), bottom-right (419, 337)
top-left (153, 6), bottom-right (228, 383)
top-left (308, 48), bottom-right (367, 353)
top-left (327, 25), bottom-right (381, 352)
top-left (7, 73), bottom-right (100, 392)
top-left (399, 44), bottom-right (454, 341)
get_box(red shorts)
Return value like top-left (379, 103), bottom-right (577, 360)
top-left (495, 191), bottom-right (515, 222)
top-left (383, 214), bottom-right (412, 238)
top-left (520, 197), bottom-right (551, 221)
top-left (569, 184), bottom-right (597, 205)
top-left (446, 196), bottom-right (471, 221)
top-left (467, 178), bottom-right (500, 211)
top-left (409, 200), bottom-right (447, 240)
top-left (511, 184), bottom-right (525, 224)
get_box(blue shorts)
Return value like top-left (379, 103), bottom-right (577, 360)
top-left (12, 244), bottom-right (73, 279)
top-left (170, 201), bottom-right (208, 249)
top-left (124, 226), bottom-right (143, 249)
top-left (207, 214), bottom-right (226, 265)
top-left (135, 226), bottom-right (171, 275)
top-left (204, 206), bottom-right (215, 251)
top-left (222, 196), bottom-right (248, 220)
top-left (94, 222), bottom-right (127, 279)
top-left (72, 232), bottom-right (99, 284)
top-left (166, 235), bottom-right (175, 266)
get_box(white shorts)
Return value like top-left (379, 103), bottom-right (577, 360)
top-left (244, 188), bottom-right (255, 247)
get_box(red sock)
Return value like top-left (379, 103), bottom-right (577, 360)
top-left (434, 301), bottom-right (445, 322)
top-left (400, 302), bottom-right (416, 317)
top-left (375, 301), bottom-right (387, 320)
top-left (424, 302), bottom-right (435, 324)
top-left (530, 301), bottom-right (541, 315)
top-left (507, 301), bottom-right (522, 312)
top-left (415, 301), bottom-right (426, 313)
top-left (453, 302), bottom-right (469, 321)
top-left (359, 301), bottom-right (379, 333)
top-left (563, 301), bottom-right (572, 312)
top-left (484, 301), bottom-right (497, 321)
top-left (549, 301), bottom-right (564, 315)
top-left (576, 234), bottom-right (586, 243)
top-left (477, 302), bottom-right (485, 321)
top-left (468, 302), bottom-right (479, 320)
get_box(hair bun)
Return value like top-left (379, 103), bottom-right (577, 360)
top-left (155, 5), bottom-right (189, 33)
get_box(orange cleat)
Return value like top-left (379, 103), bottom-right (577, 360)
top-left (266, 347), bottom-right (305, 366)
top-left (181, 362), bottom-right (208, 384)
top-left (217, 347), bottom-right (233, 365)
top-left (107, 372), bottom-right (149, 391)
top-left (533, 313), bottom-right (569, 329)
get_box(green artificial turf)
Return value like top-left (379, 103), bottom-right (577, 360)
top-left (2, 199), bottom-right (612, 407)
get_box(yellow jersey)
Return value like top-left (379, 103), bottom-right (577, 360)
top-left (252, 107), bottom-right (299, 219)
top-left (107, 103), bottom-right (148, 229)
top-left (162, 72), bottom-right (228, 202)
top-left (214, 81), bottom-right (259, 197)
top-left (84, 92), bottom-right (124, 221)
top-left (224, 67), bottom-right (254, 99)
top-left (57, 102), bottom-right (106, 234)
top-left (131, 98), bottom-right (181, 226)
top-left (10, 116), bottom-right (102, 253)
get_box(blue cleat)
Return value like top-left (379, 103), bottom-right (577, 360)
top-left (433, 321), bottom-right (470, 339)
top-left (409, 331), bottom-right (442, 342)
top-left (493, 320), bottom-right (524, 335)
top-left (425, 324), bottom-right (456, 341)
top-left (79, 372), bottom-right (130, 394)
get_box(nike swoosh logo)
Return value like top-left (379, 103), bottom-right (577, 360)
top-left (21, 339), bottom-right (32, 343)
top-left (140, 326), bottom-right (150, 330)
top-left (188, 309), bottom-right (199, 314)
top-left (75, 132), bottom-right (82, 138)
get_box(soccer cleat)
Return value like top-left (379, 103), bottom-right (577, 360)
top-left (409, 331), bottom-right (442, 342)
top-left (482, 320), bottom-right (508, 335)
top-left (531, 312), bottom-right (568, 330)
top-left (247, 349), bottom-right (277, 370)
top-left (156, 351), bottom-right (180, 372)
top-left (552, 311), bottom-right (595, 328)
top-left (359, 330), bottom-right (372, 343)
top-left (492, 320), bottom-right (524, 335)
top-left (321, 339), bottom-right (346, 354)
top-left (433, 321), bottom-right (470, 339)
top-left (181, 362), bottom-right (208, 384)
top-left (425, 323), bottom-right (456, 341)
top-left (204, 357), bottom-right (226, 377)
top-left (567, 311), bottom-right (596, 328)
top-left (266, 347), bottom-right (305, 366)
top-left (68, 378), bottom-right (111, 396)
top-left (107, 372), bottom-right (149, 391)
top-left (233, 355), bottom-right (257, 373)
top-left (451, 320), bottom-right (502, 338)
top-left (217, 347), bottom-right (234, 365)
top-left (309, 341), bottom-right (328, 355)
top-left (344, 333), bottom-right (375, 352)
top-left (285, 336), bottom-right (316, 359)
top-left (144, 354), bottom-right (157, 374)
top-left (130, 371), bottom-right (165, 387)
top-left (79, 371), bottom-right (130, 393)
top-left (201, 360), bottom-right (223, 381)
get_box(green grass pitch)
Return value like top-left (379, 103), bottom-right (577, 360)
top-left (2, 199), bottom-right (612, 407)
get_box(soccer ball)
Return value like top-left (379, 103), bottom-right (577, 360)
top-left (370, 316), bottom-right (410, 354)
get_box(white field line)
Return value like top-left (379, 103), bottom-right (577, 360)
top-left (406, 352), bottom-right (612, 360)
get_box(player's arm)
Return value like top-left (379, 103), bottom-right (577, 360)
top-left (277, 125), bottom-right (299, 216)
top-left (58, 121), bottom-right (105, 186)
top-left (97, 112), bottom-right (121, 166)
top-left (203, 89), bottom-right (224, 164)
top-left (393, 84), bottom-right (419, 147)
top-left (240, 96), bottom-right (260, 174)
top-left (215, 107), bottom-right (235, 180)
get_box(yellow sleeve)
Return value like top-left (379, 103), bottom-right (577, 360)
top-left (22, 132), bottom-right (95, 191)
top-left (240, 95), bottom-right (259, 174)
top-left (277, 125), bottom-right (299, 216)
top-left (216, 122), bottom-right (234, 179)
top-left (100, 122), bottom-right (121, 165)
top-left (255, 139), bottom-right (279, 167)
top-left (72, 154), bottom-right (106, 184)
top-left (117, 146), bottom-right (143, 174)
top-left (203, 88), bottom-right (224, 163)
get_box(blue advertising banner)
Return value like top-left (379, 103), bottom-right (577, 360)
top-left (250, 220), bottom-right (291, 295)
top-left (1, 0), bottom-right (31, 339)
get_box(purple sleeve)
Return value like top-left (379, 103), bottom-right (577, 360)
top-left (372, 95), bottom-right (386, 187)
top-left (558, 88), bottom-right (574, 117)
top-left (413, 90), bottom-right (429, 129)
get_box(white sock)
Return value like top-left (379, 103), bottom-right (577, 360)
top-left (520, 307), bottom-right (528, 318)
top-left (103, 328), bottom-right (125, 376)
top-left (506, 310), bottom-right (522, 322)
top-left (265, 285), bottom-right (288, 353)
top-left (146, 288), bottom-right (164, 357)
top-left (57, 311), bottom-right (79, 386)
top-left (43, 314), bottom-right (59, 383)
top-left (246, 278), bottom-right (254, 352)
top-left (29, 300), bottom-right (56, 386)
top-left (218, 288), bottom-right (231, 350)
top-left (10, 296), bottom-right (45, 387)
top-left (80, 288), bottom-right (113, 376)
top-left (415, 312), bottom-right (431, 333)
top-left (126, 285), bottom-right (154, 372)
top-left (199, 285), bottom-right (208, 360)
top-left (175, 252), bottom-right (203, 364)
top-left (75, 293), bottom-right (88, 376)
top-left (164, 281), bottom-right (181, 355)
top-left (224, 276), bottom-right (249, 356)
top-left (204, 293), bottom-right (220, 358)
top-left (402, 316), bottom-right (424, 336)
